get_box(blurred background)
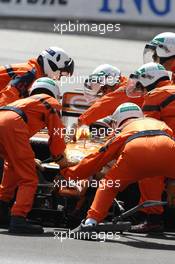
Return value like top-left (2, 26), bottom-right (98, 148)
top-left (0, 0), bottom-right (175, 93)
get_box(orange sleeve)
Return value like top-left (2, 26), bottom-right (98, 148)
top-left (0, 85), bottom-right (20, 107)
top-left (0, 66), bottom-right (12, 91)
top-left (142, 91), bottom-right (164, 120)
top-left (0, 64), bottom-right (33, 92)
top-left (45, 100), bottom-right (66, 157)
top-left (0, 60), bottom-right (40, 94)
top-left (61, 133), bottom-right (128, 180)
top-left (78, 88), bottom-right (144, 126)
top-left (47, 113), bottom-right (66, 157)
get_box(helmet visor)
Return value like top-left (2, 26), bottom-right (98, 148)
top-left (64, 59), bottom-right (74, 76)
top-left (84, 78), bottom-right (102, 96)
top-left (126, 76), bottom-right (146, 98)
top-left (143, 44), bottom-right (159, 64)
top-left (111, 119), bottom-right (118, 130)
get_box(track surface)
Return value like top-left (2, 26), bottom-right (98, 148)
top-left (0, 228), bottom-right (175, 264)
top-left (0, 29), bottom-right (145, 93)
top-left (0, 29), bottom-right (175, 264)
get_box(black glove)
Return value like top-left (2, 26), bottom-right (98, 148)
top-left (11, 68), bottom-right (36, 97)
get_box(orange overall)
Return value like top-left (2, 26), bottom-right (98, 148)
top-left (62, 118), bottom-right (175, 222)
top-left (143, 81), bottom-right (175, 131)
top-left (78, 77), bottom-right (144, 126)
top-left (0, 59), bottom-right (43, 106)
top-left (138, 80), bottom-right (175, 214)
top-left (78, 77), bottom-right (164, 215)
top-left (0, 94), bottom-right (66, 217)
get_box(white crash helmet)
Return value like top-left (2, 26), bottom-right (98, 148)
top-left (84, 64), bottom-right (121, 98)
top-left (111, 103), bottom-right (143, 128)
top-left (126, 62), bottom-right (170, 98)
top-left (38, 47), bottom-right (74, 79)
top-left (29, 77), bottom-right (61, 100)
top-left (143, 32), bottom-right (175, 64)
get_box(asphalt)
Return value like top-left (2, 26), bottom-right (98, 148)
top-left (0, 29), bottom-right (175, 264)
top-left (0, 228), bottom-right (175, 264)
top-left (0, 28), bottom-right (145, 93)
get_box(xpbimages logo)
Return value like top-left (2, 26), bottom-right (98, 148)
top-left (53, 126), bottom-right (118, 139)
top-left (53, 177), bottom-right (121, 191)
top-left (53, 229), bottom-right (120, 242)
top-left (53, 20), bottom-right (120, 35)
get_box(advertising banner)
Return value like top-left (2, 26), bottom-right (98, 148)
top-left (0, 0), bottom-right (174, 25)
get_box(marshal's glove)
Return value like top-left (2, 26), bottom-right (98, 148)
top-left (76, 125), bottom-right (90, 140)
top-left (35, 158), bottom-right (45, 172)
